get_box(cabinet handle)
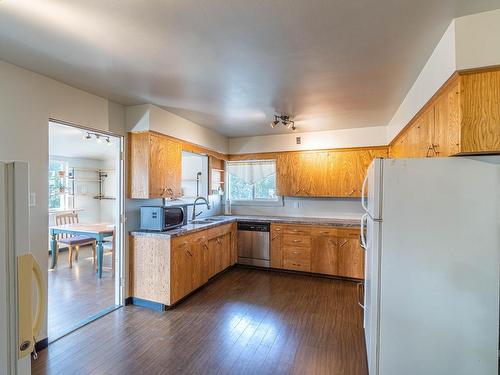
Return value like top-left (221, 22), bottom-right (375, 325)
top-left (347, 189), bottom-right (356, 197)
top-left (203, 243), bottom-right (208, 250)
top-left (186, 250), bottom-right (193, 257)
top-left (292, 263), bottom-right (301, 267)
top-left (293, 239), bottom-right (301, 243)
top-left (339, 240), bottom-right (348, 248)
top-left (426, 145), bottom-right (433, 158)
top-left (432, 144), bottom-right (439, 155)
top-left (292, 251), bottom-right (299, 255)
top-left (357, 282), bottom-right (365, 309)
top-left (272, 235), bottom-right (280, 240)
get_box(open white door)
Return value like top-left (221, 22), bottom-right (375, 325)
top-left (0, 161), bottom-right (46, 375)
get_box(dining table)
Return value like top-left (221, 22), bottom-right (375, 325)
top-left (49, 223), bottom-right (115, 278)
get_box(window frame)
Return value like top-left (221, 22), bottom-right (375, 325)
top-left (226, 159), bottom-right (284, 207)
top-left (48, 158), bottom-right (70, 212)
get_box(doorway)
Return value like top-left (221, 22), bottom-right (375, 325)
top-left (47, 121), bottom-right (124, 341)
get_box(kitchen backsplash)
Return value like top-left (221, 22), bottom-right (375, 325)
top-left (228, 197), bottom-right (363, 220)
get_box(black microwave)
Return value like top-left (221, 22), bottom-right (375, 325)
top-left (140, 206), bottom-right (185, 231)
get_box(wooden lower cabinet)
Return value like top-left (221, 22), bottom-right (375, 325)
top-left (129, 223), bottom-right (237, 307)
top-left (272, 224), bottom-right (364, 280)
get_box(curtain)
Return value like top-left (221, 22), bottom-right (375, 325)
top-left (226, 160), bottom-right (276, 185)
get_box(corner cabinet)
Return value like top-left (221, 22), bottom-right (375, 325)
top-left (390, 69), bottom-right (500, 157)
top-left (128, 132), bottom-right (182, 199)
top-left (276, 147), bottom-right (388, 198)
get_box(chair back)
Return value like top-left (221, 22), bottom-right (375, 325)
top-left (55, 212), bottom-right (79, 239)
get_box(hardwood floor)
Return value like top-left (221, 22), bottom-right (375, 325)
top-left (48, 245), bottom-right (116, 340)
top-left (35, 267), bottom-right (367, 375)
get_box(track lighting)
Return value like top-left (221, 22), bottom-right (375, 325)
top-left (81, 131), bottom-right (114, 145)
top-left (270, 114), bottom-right (296, 131)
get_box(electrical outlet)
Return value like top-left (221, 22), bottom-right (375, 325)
top-left (296, 137), bottom-right (301, 145)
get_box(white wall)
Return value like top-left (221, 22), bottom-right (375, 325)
top-left (455, 9), bottom-right (500, 71)
top-left (0, 60), bottom-right (125, 341)
top-left (229, 126), bottom-right (387, 154)
top-left (386, 21), bottom-right (457, 142)
top-left (126, 104), bottom-right (229, 154)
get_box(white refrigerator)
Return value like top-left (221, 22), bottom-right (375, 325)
top-left (0, 161), bottom-right (45, 375)
top-left (361, 157), bottom-right (500, 375)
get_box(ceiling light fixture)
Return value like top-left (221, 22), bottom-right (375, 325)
top-left (270, 114), bottom-right (296, 131)
top-left (81, 131), bottom-right (113, 145)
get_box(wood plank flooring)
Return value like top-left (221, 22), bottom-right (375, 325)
top-left (48, 245), bottom-right (115, 340)
top-left (35, 267), bottom-right (367, 375)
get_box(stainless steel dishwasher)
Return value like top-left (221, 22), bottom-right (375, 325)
top-left (237, 222), bottom-right (270, 267)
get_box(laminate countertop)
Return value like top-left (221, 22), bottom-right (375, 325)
top-left (130, 215), bottom-right (361, 238)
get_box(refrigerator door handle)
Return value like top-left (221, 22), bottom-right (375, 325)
top-left (360, 213), bottom-right (368, 250)
top-left (357, 282), bottom-right (365, 309)
top-left (361, 174), bottom-right (368, 212)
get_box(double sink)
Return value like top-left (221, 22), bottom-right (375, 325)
top-left (189, 216), bottom-right (228, 225)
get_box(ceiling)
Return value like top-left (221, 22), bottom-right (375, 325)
top-left (1, 1), bottom-right (499, 137)
top-left (49, 122), bottom-right (119, 160)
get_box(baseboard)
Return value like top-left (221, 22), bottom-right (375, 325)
top-left (35, 337), bottom-right (49, 352)
top-left (125, 297), bottom-right (167, 312)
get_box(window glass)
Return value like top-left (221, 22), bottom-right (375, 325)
top-left (227, 160), bottom-right (278, 201)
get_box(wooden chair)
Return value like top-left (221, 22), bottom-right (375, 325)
top-left (54, 213), bottom-right (96, 269)
top-left (102, 229), bottom-right (116, 276)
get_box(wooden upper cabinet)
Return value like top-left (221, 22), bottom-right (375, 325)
top-left (460, 70), bottom-right (500, 154)
top-left (433, 80), bottom-right (460, 157)
top-left (390, 69), bottom-right (500, 157)
top-left (128, 132), bottom-right (182, 199)
top-left (276, 147), bottom-right (387, 198)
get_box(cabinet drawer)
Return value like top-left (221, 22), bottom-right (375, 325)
top-left (283, 246), bottom-right (311, 261)
top-left (172, 230), bottom-right (207, 248)
top-left (283, 225), bottom-right (311, 236)
top-left (283, 234), bottom-right (311, 247)
top-left (337, 228), bottom-right (360, 239)
top-left (207, 223), bottom-right (233, 239)
top-left (283, 258), bottom-right (311, 272)
top-left (310, 227), bottom-right (338, 236)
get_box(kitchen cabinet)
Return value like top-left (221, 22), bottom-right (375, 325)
top-left (171, 231), bottom-right (208, 303)
top-left (207, 232), bottom-right (231, 278)
top-left (270, 224), bottom-right (364, 279)
top-left (335, 228), bottom-right (364, 279)
top-left (276, 147), bottom-right (388, 198)
top-left (129, 223), bottom-right (237, 307)
top-left (128, 131), bottom-right (182, 199)
top-left (390, 70), bottom-right (500, 157)
top-left (310, 227), bottom-right (338, 275)
top-left (270, 225), bottom-right (283, 268)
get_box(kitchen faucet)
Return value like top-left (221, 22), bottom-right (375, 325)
top-left (191, 196), bottom-right (210, 221)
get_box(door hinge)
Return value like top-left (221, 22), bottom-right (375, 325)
top-left (120, 151), bottom-right (124, 161)
top-left (120, 214), bottom-right (127, 224)
top-left (119, 278), bottom-right (124, 287)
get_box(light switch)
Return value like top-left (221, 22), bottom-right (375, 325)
top-left (29, 192), bottom-right (36, 207)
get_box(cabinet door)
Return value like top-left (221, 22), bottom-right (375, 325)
top-left (270, 225), bottom-right (283, 268)
top-left (192, 235), bottom-right (208, 289)
top-left (171, 241), bottom-right (194, 303)
top-left (336, 236), bottom-right (364, 279)
top-left (276, 152), bottom-right (329, 196)
top-left (220, 233), bottom-right (232, 270)
top-left (207, 237), bottom-right (218, 279)
top-left (149, 134), bottom-right (182, 198)
top-left (311, 233), bottom-right (338, 275)
top-left (433, 81), bottom-right (460, 157)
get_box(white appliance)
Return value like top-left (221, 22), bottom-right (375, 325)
top-left (360, 157), bottom-right (500, 375)
top-left (1, 161), bottom-right (45, 375)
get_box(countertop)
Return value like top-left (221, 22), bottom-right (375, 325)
top-left (130, 215), bottom-right (360, 238)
